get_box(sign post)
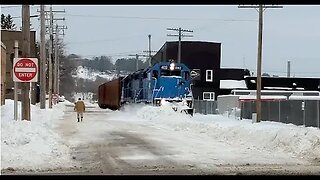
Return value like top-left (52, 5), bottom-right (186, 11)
top-left (13, 58), bottom-right (38, 121)
top-left (14, 41), bottom-right (19, 120)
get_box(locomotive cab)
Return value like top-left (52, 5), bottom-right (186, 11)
top-left (149, 61), bottom-right (193, 114)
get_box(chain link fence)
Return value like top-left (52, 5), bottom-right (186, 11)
top-left (240, 100), bottom-right (320, 128)
top-left (195, 97), bottom-right (320, 129)
top-left (193, 100), bottom-right (217, 115)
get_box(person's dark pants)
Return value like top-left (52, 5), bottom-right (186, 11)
top-left (77, 112), bottom-right (83, 122)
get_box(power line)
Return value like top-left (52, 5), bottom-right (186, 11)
top-left (1, 5), bottom-right (21, 9)
top-left (1, 5), bottom-right (38, 9)
top-left (64, 13), bottom-right (257, 22)
top-left (66, 35), bottom-right (146, 44)
top-left (79, 50), bottom-right (144, 58)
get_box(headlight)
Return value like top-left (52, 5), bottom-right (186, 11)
top-left (169, 63), bottom-right (175, 71)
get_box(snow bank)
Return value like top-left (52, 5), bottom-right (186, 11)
top-left (1, 100), bottom-right (76, 170)
top-left (113, 103), bottom-right (320, 161)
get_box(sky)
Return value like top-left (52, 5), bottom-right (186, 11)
top-left (1, 5), bottom-right (320, 77)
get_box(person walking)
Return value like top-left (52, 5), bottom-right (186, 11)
top-left (74, 98), bottom-right (85, 122)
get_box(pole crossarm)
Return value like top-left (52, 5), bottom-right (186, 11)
top-left (166, 27), bottom-right (193, 63)
top-left (167, 28), bottom-right (193, 32)
top-left (143, 50), bottom-right (157, 53)
top-left (238, 5), bottom-right (283, 8)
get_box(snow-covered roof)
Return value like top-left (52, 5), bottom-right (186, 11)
top-left (264, 87), bottom-right (305, 90)
top-left (239, 95), bottom-right (287, 100)
top-left (220, 80), bottom-right (247, 89)
top-left (289, 96), bottom-right (320, 100)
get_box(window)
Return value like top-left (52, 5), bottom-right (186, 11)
top-left (203, 92), bottom-right (215, 101)
top-left (206, 70), bottom-right (213, 82)
top-left (160, 70), bottom-right (181, 76)
top-left (152, 70), bottom-right (158, 79)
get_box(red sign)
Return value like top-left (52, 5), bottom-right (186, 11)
top-left (13, 58), bottom-right (38, 82)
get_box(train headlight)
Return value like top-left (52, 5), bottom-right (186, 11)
top-left (169, 62), bottom-right (175, 71)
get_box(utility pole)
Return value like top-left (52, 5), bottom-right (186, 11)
top-left (287, 60), bottom-right (291, 78)
top-left (21, 5), bottom-right (31, 121)
top-left (148, 34), bottom-right (151, 66)
top-left (167, 27), bottom-right (193, 63)
top-left (128, 54), bottom-right (140, 71)
top-left (41, 6), bottom-right (65, 108)
top-left (143, 35), bottom-right (157, 67)
top-left (238, 4), bottom-right (283, 123)
top-left (136, 54), bottom-right (139, 71)
top-left (129, 54), bottom-right (149, 71)
top-left (40, 5), bottom-right (46, 109)
top-left (48, 5), bottom-right (53, 108)
top-left (53, 25), bottom-right (67, 97)
top-left (54, 24), bottom-right (58, 101)
top-left (14, 40), bottom-right (19, 120)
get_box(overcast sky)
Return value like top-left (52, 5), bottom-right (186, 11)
top-left (1, 5), bottom-right (320, 77)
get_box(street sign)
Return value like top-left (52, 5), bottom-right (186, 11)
top-left (13, 58), bottom-right (38, 82)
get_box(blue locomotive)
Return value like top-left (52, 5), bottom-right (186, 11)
top-left (121, 60), bottom-right (194, 114)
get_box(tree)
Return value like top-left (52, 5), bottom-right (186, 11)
top-left (59, 53), bottom-right (77, 101)
top-left (262, 72), bottom-right (270, 77)
top-left (1, 14), bottom-right (16, 30)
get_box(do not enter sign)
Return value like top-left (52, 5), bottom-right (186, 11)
top-left (13, 58), bottom-right (38, 82)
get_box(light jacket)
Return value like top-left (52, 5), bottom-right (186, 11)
top-left (74, 101), bottom-right (85, 112)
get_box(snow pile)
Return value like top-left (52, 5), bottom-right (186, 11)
top-left (115, 103), bottom-right (320, 161)
top-left (1, 100), bottom-right (77, 170)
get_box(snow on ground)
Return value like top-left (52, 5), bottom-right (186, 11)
top-left (1, 100), bottom-right (78, 170)
top-left (109, 102), bottom-right (320, 166)
top-left (1, 96), bottom-right (320, 171)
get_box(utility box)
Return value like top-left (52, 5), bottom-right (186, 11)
top-left (252, 113), bottom-right (257, 123)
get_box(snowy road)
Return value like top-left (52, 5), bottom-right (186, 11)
top-left (54, 106), bottom-right (205, 175)
top-left (40, 105), bottom-right (320, 174)
top-left (2, 102), bottom-right (320, 175)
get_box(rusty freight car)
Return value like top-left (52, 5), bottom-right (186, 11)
top-left (98, 77), bottom-right (123, 110)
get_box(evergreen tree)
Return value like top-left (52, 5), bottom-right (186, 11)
top-left (1, 14), bottom-right (16, 30)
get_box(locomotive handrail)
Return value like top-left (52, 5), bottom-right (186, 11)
top-left (154, 86), bottom-right (164, 99)
top-left (151, 78), bottom-right (157, 105)
top-left (134, 89), bottom-right (143, 102)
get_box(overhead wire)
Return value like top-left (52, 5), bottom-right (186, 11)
top-left (64, 13), bottom-right (257, 22)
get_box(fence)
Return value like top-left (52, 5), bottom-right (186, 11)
top-left (194, 97), bottom-right (320, 129)
top-left (240, 100), bottom-right (320, 128)
top-left (193, 100), bottom-right (217, 115)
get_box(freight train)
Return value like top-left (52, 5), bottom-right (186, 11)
top-left (98, 60), bottom-right (194, 114)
